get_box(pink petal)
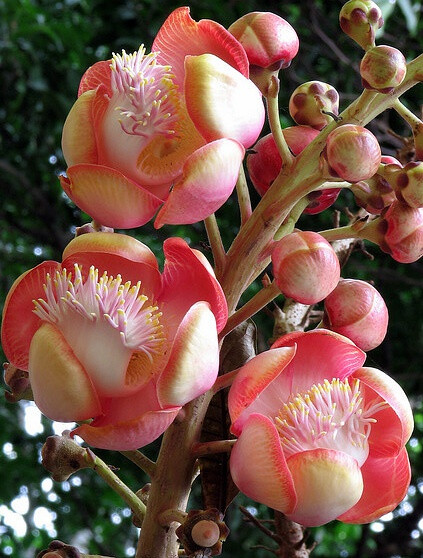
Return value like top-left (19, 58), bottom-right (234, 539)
top-left (184, 54), bottom-right (264, 148)
top-left (154, 139), bottom-right (244, 228)
top-left (61, 232), bottom-right (162, 299)
top-left (230, 414), bottom-right (297, 513)
top-left (338, 449), bottom-right (411, 523)
top-left (157, 302), bottom-right (219, 407)
top-left (1, 261), bottom-right (60, 370)
top-left (152, 7), bottom-right (249, 89)
top-left (160, 237), bottom-right (228, 334)
top-left (354, 367), bottom-right (414, 457)
top-left (78, 60), bottom-right (112, 97)
top-left (29, 323), bottom-right (102, 422)
top-left (286, 448), bottom-right (363, 526)
top-left (60, 164), bottom-right (163, 228)
top-left (271, 329), bottom-right (366, 395)
top-left (228, 347), bottom-right (296, 436)
top-left (62, 91), bottom-right (98, 167)
top-left (73, 407), bottom-right (180, 451)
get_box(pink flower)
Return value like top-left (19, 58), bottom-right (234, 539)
top-left (60, 8), bottom-right (264, 229)
top-left (229, 330), bottom-right (413, 526)
top-left (1, 233), bottom-right (228, 450)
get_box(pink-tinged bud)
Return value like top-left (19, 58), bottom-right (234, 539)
top-left (360, 45), bottom-right (407, 93)
top-left (323, 279), bottom-right (388, 351)
top-left (175, 509), bottom-right (230, 556)
top-left (305, 188), bottom-right (342, 215)
top-left (191, 520), bottom-right (221, 547)
top-left (390, 162), bottom-right (423, 209)
top-left (339, 0), bottom-right (384, 50)
top-left (351, 157), bottom-right (400, 214)
top-left (228, 12), bottom-right (299, 70)
top-left (272, 231), bottom-right (340, 304)
top-left (247, 127), bottom-right (319, 195)
top-left (381, 200), bottom-right (423, 263)
top-left (325, 124), bottom-right (381, 182)
top-left (289, 81), bottom-right (339, 130)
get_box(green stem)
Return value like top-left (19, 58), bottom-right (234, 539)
top-left (204, 214), bottom-right (226, 279)
top-left (393, 98), bottom-right (423, 132)
top-left (266, 76), bottom-right (295, 167)
top-left (120, 450), bottom-right (156, 479)
top-left (90, 452), bottom-right (146, 523)
top-left (191, 439), bottom-right (236, 457)
top-left (318, 224), bottom-right (362, 242)
top-left (219, 280), bottom-right (281, 339)
top-left (236, 165), bottom-right (253, 225)
top-left (158, 508), bottom-right (188, 527)
top-left (274, 196), bottom-right (312, 241)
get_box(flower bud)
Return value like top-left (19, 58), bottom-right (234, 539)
top-left (247, 127), bottom-right (319, 195)
top-left (390, 161), bottom-right (423, 208)
top-left (272, 231), bottom-right (340, 304)
top-left (36, 541), bottom-right (81, 558)
top-left (339, 0), bottom-right (384, 50)
top-left (323, 279), bottom-right (388, 351)
top-left (351, 157), bottom-right (400, 214)
top-left (228, 12), bottom-right (299, 70)
top-left (360, 45), bottom-right (407, 93)
top-left (191, 520), bottom-right (221, 547)
top-left (175, 509), bottom-right (230, 556)
top-left (41, 432), bottom-right (94, 482)
top-left (381, 200), bottom-right (423, 263)
top-left (305, 188), bottom-right (342, 215)
top-left (325, 124), bottom-right (381, 182)
top-left (289, 81), bottom-right (339, 130)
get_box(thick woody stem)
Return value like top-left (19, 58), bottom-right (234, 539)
top-left (135, 393), bottom-right (213, 558)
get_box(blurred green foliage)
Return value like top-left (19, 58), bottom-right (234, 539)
top-left (1, 0), bottom-right (423, 556)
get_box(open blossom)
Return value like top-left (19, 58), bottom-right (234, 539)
top-left (229, 330), bottom-right (413, 526)
top-left (60, 7), bottom-right (264, 229)
top-left (1, 233), bottom-right (228, 451)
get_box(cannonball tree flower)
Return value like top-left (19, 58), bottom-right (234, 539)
top-left (1, 233), bottom-right (228, 451)
top-left (229, 330), bottom-right (413, 526)
top-left (60, 7), bottom-right (264, 229)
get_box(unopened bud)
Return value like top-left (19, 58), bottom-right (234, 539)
top-left (3, 362), bottom-right (32, 402)
top-left (229, 12), bottom-right (299, 70)
top-left (325, 124), bottom-right (381, 182)
top-left (41, 431), bottom-right (94, 482)
top-left (323, 279), bottom-right (388, 350)
top-left (360, 45), bottom-right (407, 93)
top-left (175, 509), bottom-right (229, 556)
top-left (390, 161), bottom-right (423, 208)
top-left (289, 81), bottom-right (339, 130)
top-left (191, 520), bottom-right (221, 548)
top-left (305, 188), bottom-right (342, 215)
top-left (351, 157), bottom-right (400, 214)
top-left (36, 540), bottom-right (81, 558)
top-left (247, 126), bottom-right (319, 195)
top-left (381, 200), bottom-right (423, 263)
top-left (339, 0), bottom-right (384, 50)
top-left (272, 231), bottom-right (340, 304)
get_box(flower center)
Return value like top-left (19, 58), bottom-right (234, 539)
top-left (274, 378), bottom-right (387, 466)
top-left (110, 46), bottom-right (179, 139)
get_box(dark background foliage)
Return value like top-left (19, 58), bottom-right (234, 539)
top-left (1, 0), bottom-right (423, 556)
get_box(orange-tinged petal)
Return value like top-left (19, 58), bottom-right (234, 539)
top-left (154, 139), bottom-right (244, 228)
top-left (29, 323), bottom-right (101, 422)
top-left (185, 53), bottom-right (265, 148)
top-left (286, 449), bottom-right (363, 526)
top-left (60, 164), bottom-right (163, 228)
top-left (1, 261), bottom-right (60, 370)
top-left (354, 367), bottom-right (414, 457)
top-left (338, 449), bottom-right (411, 523)
top-left (135, 103), bottom-right (205, 187)
top-left (160, 237), bottom-right (228, 334)
top-left (152, 7), bottom-right (249, 89)
top-left (73, 407), bottom-right (180, 451)
top-left (228, 347), bottom-right (296, 436)
top-left (157, 302), bottom-right (219, 407)
top-left (61, 90), bottom-right (98, 167)
top-left (78, 60), bottom-right (112, 97)
top-left (230, 414), bottom-right (297, 514)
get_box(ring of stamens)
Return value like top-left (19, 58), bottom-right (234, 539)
top-left (274, 378), bottom-right (387, 465)
top-left (110, 46), bottom-right (179, 138)
top-left (33, 264), bottom-right (165, 361)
